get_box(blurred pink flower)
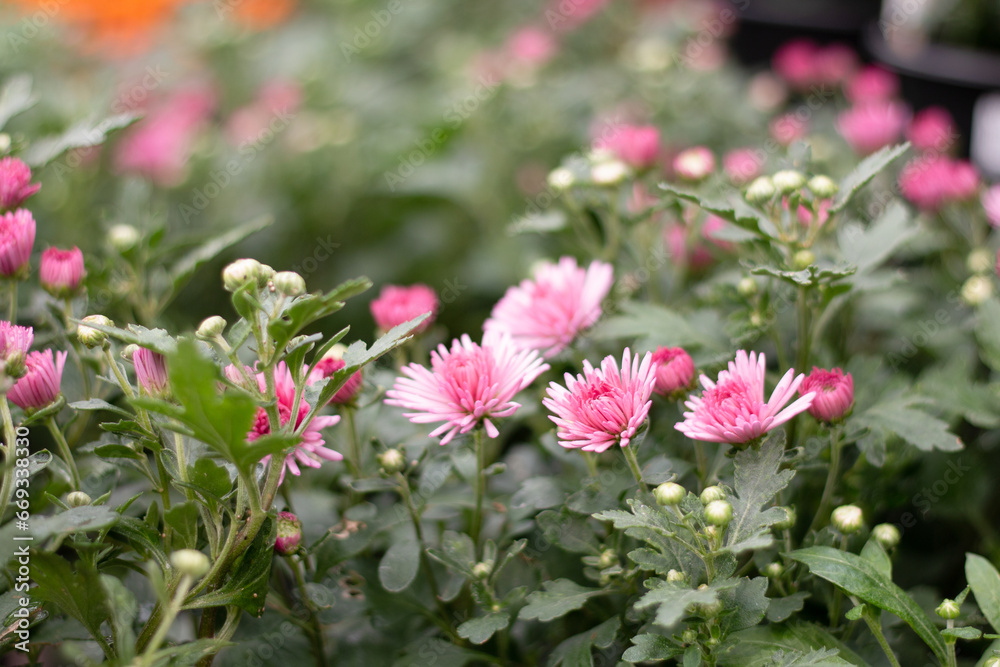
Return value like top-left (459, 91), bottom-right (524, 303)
top-left (769, 113), bottom-right (809, 146)
top-left (484, 257), bottom-right (613, 357)
top-left (799, 367), bottom-right (853, 422)
top-left (370, 284), bottom-right (438, 333)
top-left (899, 156), bottom-right (980, 210)
top-left (311, 355), bottom-right (362, 405)
top-left (844, 66), bottom-right (899, 103)
top-left (0, 321), bottom-right (33, 367)
top-left (772, 40), bottom-right (819, 90)
top-left (673, 146), bottom-right (715, 181)
top-left (8, 350), bottom-right (67, 410)
top-left (907, 107), bottom-right (957, 153)
top-left (836, 101), bottom-right (909, 154)
top-left (0, 158), bottom-right (41, 210)
top-left (797, 199), bottom-right (832, 227)
top-left (226, 79), bottom-right (302, 146)
top-left (723, 148), bottom-right (764, 184)
top-left (40, 247), bottom-right (85, 296)
top-left (506, 27), bottom-right (558, 66)
top-left (385, 333), bottom-right (548, 444)
top-left (595, 125), bottom-right (661, 169)
top-left (983, 185), bottom-right (1000, 227)
top-left (0, 209), bottom-right (36, 277)
top-left (651, 346), bottom-right (695, 397)
top-left (813, 43), bottom-right (858, 86)
top-left (547, 0), bottom-right (609, 29)
top-left (543, 348), bottom-right (655, 452)
top-left (134, 348), bottom-right (169, 397)
top-left (664, 223), bottom-right (714, 270)
top-left (250, 361), bottom-right (342, 484)
top-left (676, 350), bottom-right (814, 444)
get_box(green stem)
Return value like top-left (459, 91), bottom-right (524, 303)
top-left (471, 428), bottom-right (486, 552)
top-left (0, 396), bottom-right (17, 521)
top-left (693, 441), bottom-right (708, 490)
top-left (344, 406), bottom-right (362, 479)
top-left (796, 285), bottom-right (812, 374)
top-left (8, 281), bottom-right (16, 323)
top-left (862, 610), bottom-right (902, 667)
top-left (139, 575), bottom-right (194, 667)
top-left (46, 417), bottom-right (80, 491)
top-left (808, 427), bottom-right (842, 534)
top-left (582, 451), bottom-right (599, 481)
top-left (396, 471), bottom-right (449, 620)
top-left (622, 443), bottom-right (647, 493)
top-left (290, 556), bottom-right (327, 667)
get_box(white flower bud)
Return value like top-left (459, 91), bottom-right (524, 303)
top-left (591, 160), bottom-right (630, 186)
top-left (654, 482), bottom-right (686, 506)
top-left (764, 562), bottom-right (783, 578)
top-left (547, 167), bottom-right (576, 191)
top-left (196, 316), bottom-right (227, 339)
top-left (77, 315), bottom-right (113, 348)
top-left (108, 224), bottom-right (140, 253)
top-left (597, 549), bottom-right (617, 569)
top-left (968, 249), bottom-right (994, 274)
top-left (666, 569), bottom-right (686, 583)
top-left (737, 277), bottom-right (758, 297)
top-left (831, 504), bottom-right (863, 534)
top-left (274, 271), bottom-right (306, 297)
top-left (772, 170), bottom-right (806, 194)
top-left (807, 175), bottom-right (839, 199)
top-left (792, 249), bottom-right (816, 271)
top-left (745, 176), bottom-right (776, 205)
top-left (705, 500), bottom-right (733, 527)
top-left (0, 133), bottom-right (10, 154)
top-left (378, 449), bottom-right (406, 474)
top-left (700, 486), bottom-right (725, 504)
top-left (222, 259), bottom-right (263, 292)
top-left (65, 491), bottom-right (92, 507)
top-left (170, 549), bottom-right (210, 579)
top-left (472, 562), bottom-right (492, 579)
top-left (961, 275), bottom-right (993, 306)
top-left (772, 506), bottom-right (797, 531)
top-left (935, 599), bottom-right (960, 620)
top-left (872, 523), bottom-right (900, 550)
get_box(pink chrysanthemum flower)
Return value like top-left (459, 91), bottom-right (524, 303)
top-left (248, 362), bottom-right (342, 484)
top-left (543, 348), bottom-right (655, 453)
top-left (899, 156), bottom-right (980, 211)
top-left (772, 39), bottom-right (820, 90)
top-left (673, 146), bottom-right (716, 181)
top-left (40, 247), bottom-right (86, 296)
top-left (0, 321), bottom-right (33, 377)
top-left (676, 350), bottom-right (815, 445)
top-left (0, 209), bottom-right (36, 278)
top-left (0, 158), bottom-right (41, 210)
top-left (770, 113), bottom-right (809, 146)
top-left (134, 348), bottom-right (169, 397)
top-left (595, 125), bottom-right (661, 169)
top-left (385, 333), bottom-right (549, 445)
top-left (505, 26), bottom-right (558, 67)
top-left (907, 107), bottom-right (957, 153)
top-left (799, 367), bottom-right (854, 423)
top-left (370, 284), bottom-right (438, 333)
top-left (723, 148), bottom-right (764, 184)
top-left (844, 66), bottom-right (899, 103)
top-left (311, 355), bottom-right (362, 405)
top-left (484, 257), bottom-right (613, 358)
top-left (836, 100), bottom-right (909, 155)
top-left (8, 350), bottom-right (67, 410)
top-left (651, 347), bottom-right (695, 397)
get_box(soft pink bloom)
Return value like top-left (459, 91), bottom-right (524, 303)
top-left (845, 66), bottom-right (899, 103)
top-left (0, 158), bottom-right (41, 210)
top-left (836, 101), bottom-right (909, 155)
top-left (506, 27), bottom-right (558, 66)
top-left (311, 356), bottom-right (362, 405)
top-left (770, 113), bottom-right (809, 146)
top-left (274, 511), bottom-right (302, 556)
top-left (543, 348), bottom-right (655, 452)
top-left (664, 224), bottom-right (714, 270)
top-left (595, 125), bottom-right (661, 169)
top-left (673, 146), bottom-right (716, 181)
top-left (8, 350), bottom-right (67, 410)
top-left (370, 284), bottom-right (438, 333)
top-left (676, 350), bottom-right (815, 444)
top-left (813, 44), bottom-right (858, 86)
top-left (547, 0), bottom-right (609, 29)
top-left (0, 209), bottom-right (36, 277)
top-left (983, 185), bottom-right (1000, 227)
top-left (226, 79), bottom-right (302, 146)
top-left (799, 367), bottom-right (853, 422)
top-left (385, 333), bottom-right (549, 444)
top-left (772, 40), bottom-right (819, 90)
top-left (797, 199), bottom-right (832, 227)
top-left (651, 347), bottom-right (695, 397)
top-left (723, 148), bottom-right (764, 184)
top-left (627, 183), bottom-right (658, 215)
top-left (224, 363), bottom-right (256, 389)
top-left (484, 257), bottom-right (613, 357)
top-left (899, 156), bottom-right (980, 210)
top-left (907, 107), bottom-right (957, 153)
top-left (249, 362), bottom-right (342, 484)
top-left (40, 247), bottom-right (85, 296)
top-left (702, 215), bottom-right (734, 252)
top-left (0, 321), bottom-right (33, 367)
top-left (134, 348), bottom-right (169, 397)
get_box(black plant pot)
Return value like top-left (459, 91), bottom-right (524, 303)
top-left (729, 0), bottom-right (882, 66)
top-left (864, 23), bottom-right (1000, 175)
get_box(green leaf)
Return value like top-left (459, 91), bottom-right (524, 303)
top-left (166, 216), bottom-right (272, 298)
top-left (93, 444), bottom-right (144, 461)
top-left (861, 540), bottom-right (892, 579)
top-left (830, 143), bottom-right (910, 213)
top-left (185, 518), bottom-right (275, 615)
top-left (164, 502), bottom-right (200, 550)
top-left (635, 581), bottom-right (720, 628)
top-left (510, 477), bottom-right (565, 513)
top-left (590, 301), bottom-right (703, 349)
top-left (536, 509), bottom-right (601, 555)
top-left (29, 553), bottom-right (111, 654)
top-left (725, 432), bottom-right (795, 554)
top-left (622, 633), bottom-right (681, 662)
top-left (379, 538), bottom-right (421, 593)
top-left (788, 546), bottom-right (948, 663)
top-left (975, 299), bottom-right (1000, 373)
top-left (24, 112), bottom-right (140, 167)
top-left (145, 637), bottom-right (235, 666)
top-left (68, 399), bottom-right (133, 419)
top-left (768, 592), bottom-right (811, 622)
top-left (966, 553), bottom-right (1000, 634)
top-left (845, 604), bottom-right (866, 621)
top-left (100, 575), bottom-right (137, 663)
top-left (426, 530), bottom-right (476, 577)
top-left (721, 577), bottom-right (769, 633)
top-left (0, 505), bottom-right (119, 566)
top-left (838, 202), bottom-right (916, 275)
top-left (941, 627), bottom-right (982, 640)
top-left (457, 611), bottom-right (511, 645)
top-left (547, 616), bottom-right (619, 667)
top-left (718, 621), bottom-right (868, 666)
top-left (853, 394), bottom-right (963, 453)
top-left (392, 638), bottom-right (493, 667)
top-left (268, 277), bottom-right (371, 357)
top-left (519, 579), bottom-right (605, 622)
top-left (108, 515), bottom-right (170, 571)
top-left (660, 183), bottom-right (776, 238)
top-left (0, 75), bottom-right (36, 129)
top-left (187, 458), bottom-right (233, 500)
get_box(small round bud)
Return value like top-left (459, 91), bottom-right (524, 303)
top-left (170, 549), bottom-right (210, 578)
top-left (666, 569), bottom-right (686, 583)
top-left (737, 277), bottom-right (758, 297)
top-left (274, 271), bottom-right (306, 297)
top-left (772, 170), bottom-right (806, 194)
top-left (108, 224), bottom-right (140, 253)
top-left (935, 599), bottom-right (960, 620)
top-left (807, 175), bottom-right (839, 199)
top-left (681, 629), bottom-right (697, 645)
top-left (745, 176), bottom-right (776, 205)
top-left (547, 167), bottom-right (575, 191)
top-left (831, 504), bottom-right (864, 534)
top-left (77, 315), bottom-right (113, 348)
top-left (597, 549), bottom-right (617, 569)
top-left (673, 146), bottom-right (716, 181)
top-left (703, 525), bottom-right (720, 540)
top-left (275, 511), bottom-right (303, 556)
top-left (700, 486), bottom-right (725, 504)
top-left (0, 133), bottom-right (10, 154)
top-left (472, 561), bottom-right (492, 579)
top-left (654, 482), bottom-right (686, 506)
top-left (222, 258), bottom-right (263, 292)
top-left (968, 249), bottom-right (993, 274)
top-left (984, 657), bottom-right (1000, 667)
top-left (377, 449), bottom-right (406, 475)
top-left (705, 500), bottom-right (733, 527)
top-left (872, 523), bottom-right (900, 550)
top-left (196, 316), bottom-right (227, 339)
top-left (750, 312), bottom-right (764, 328)
top-left (792, 250), bottom-right (816, 271)
top-left (258, 264), bottom-right (275, 286)
top-left (764, 562), bottom-right (784, 578)
top-left (122, 344), bottom-right (139, 361)
top-left (591, 160), bottom-right (630, 186)
top-left (65, 491), bottom-right (92, 507)
top-left (961, 275), bottom-right (993, 306)
top-left (772, 506), bottom-right (797, 531)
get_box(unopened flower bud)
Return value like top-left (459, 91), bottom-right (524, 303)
top-left (196, 316), bottom-right (227, 339)
top-left (258, 264), bottom-right (275, 287)
top-left (122, 344), bottom-right (139, 361)
top-left (831, 504), bottom-right (863, 534)
top-left (705, 500), bottom-right (733, 527)
top-left (651, 347), bottom-right (695, 398)
top-left (275, 511), bottom-right (303, 556)
top-left (764, 562), bottom-right (783, 578)
top-left (807, 175), bottom-right (839, 199)
top-left (700, 486), bottom-right (725, 504)
top-left (792, 249), bottom-right (816, 270)
top-left (681, 629), bottom-right (697, 644)
top-left (170, 549), bottom-right (210, 578)
top-left (799, 367), bottom-right (854, 423)
top-left (0, 134), bottom-right (10, 154)
top-left (548, 167), bottom-right (575, 191)
top-left (666, 569), bottom-right (686, 583)
top-left (983, 657), bottom-right (1000, 667)
top-left (673, 146), bottom-right (716, 181)
top-left (872, 523), bottom-right (900, 550)
top-left (472, 561), bottom-right (492, 579)
top-left (77, 315), bottom-right (113, 348)
top-left (591, 160), bottom-right (630, 185)
top-left (65, 491), bottom-right (92, 507)
top-left (968, 249), bottom-right (993, 274)
top-left (746, 176), bottom-right (776, 205)
top-left (936, 599), bottom-right (960, 620)
top-left (274, 271), bottom-right (306, 297)
top-left (703, 525), bottom-right (720, 540)
top-left (598, 549), bottom-right (617, 569)
top-left (378, 448), bottom-right (406, 475)
top-left (773, 170), bottom-right (806, 194)
top-left (961, 275), bottom-right (993, 306)
top-left (654, 481), bottom-right (686, 506)
top-left (692, 584), bottom-right (723, 617)
top-left (108, 224), bottom-right (140, 253)
top-left (773, 506), bottom-right (797, 531)
top-left (737, 277), bottom-right (758, 297)
top-left (222, 258), bottom-right (263, 292)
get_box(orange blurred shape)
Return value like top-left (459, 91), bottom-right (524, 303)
top-left (229, 0), bottom-right (297, 28)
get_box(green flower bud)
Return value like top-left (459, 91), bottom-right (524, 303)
top-left (700, 486), bottom-right (725, 504)
top-left (170, 549), bottom-right (210, 578)
top-left (274, 271), bottom-right (306, 297)
top-left (831, 504), bottom-right (863, 534)
top-left (377, 448), bottom-right (407, 475)
top-left (984, 656), bottom-right (1000, 667)
top-left (968, 249), bottom-right (994, 274)
top-left (705, 500), bottom-right (733, 527)
top-left (872, 523), bottom-right (901, 550)
top-left (65, 491), bottom-right (92, 507)
top-left (654, 481), bottom-right (686, 506)
top-left (792, 249), bottom-right (816, 271)
top-left (772, 506), bottom-right (797, 531)
top-left (807, 175), bottom-right (839, 199)
top-left (108, 224), bottom-right (140, 253)
top-left (222, 258), bottom-right (263, 292)
top-left (745, 176), bottom-right (776, 205)
top-left (692, 584), bottom-right (723, 618)
top-left (772, 170), bottom-right (806, 194)
top-left (77, 315), bottom-right (113, 349)
top-left (666, 569), bottom-right (686, 583)
top-left (737, 277), bottom-right (758, 297)
top-left (123, 344), bottom-right (139, 361)
top-left (764, 562), bottom-right (783, 578)
top-left (681, 629), bottom-right (698, 645)
top-left (961, 275), bottom-right (993, 306)
top-left (258, 264), bottom-right (276, 287)
top-left (935, 599), bottom-right (960, 620)
top-left (472, 561), bottom-right (492, 579)
top-left (597, 549), bottom-right (617, 569)
top-left (196, 316), bottom-right (227, 340)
